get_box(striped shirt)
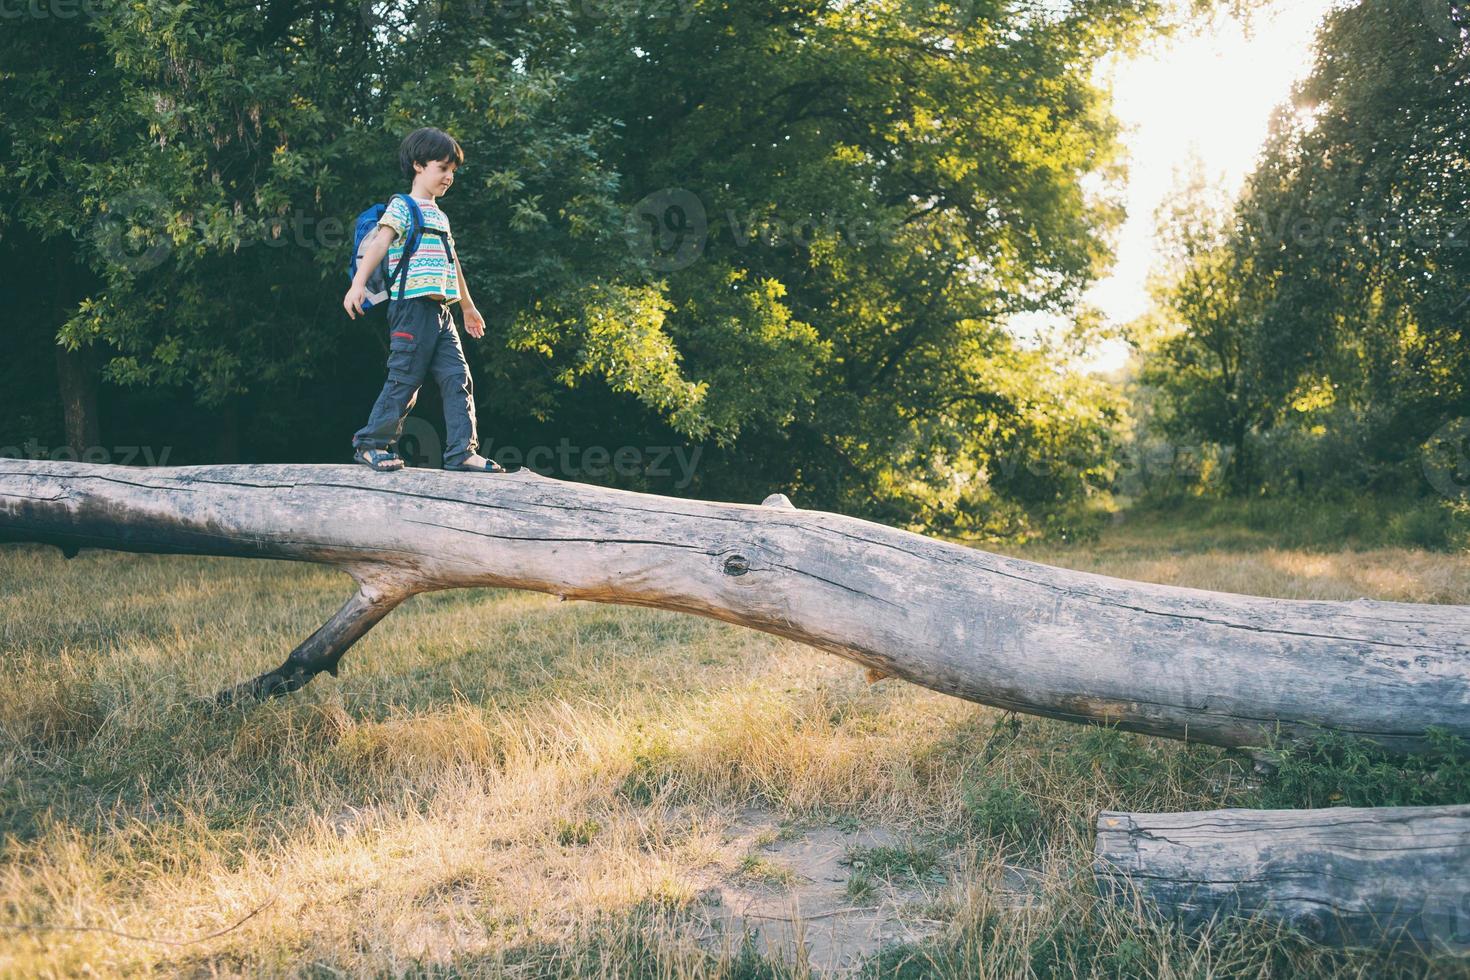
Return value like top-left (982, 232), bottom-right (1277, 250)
top-left (379, 194), bottom-right (460, 304)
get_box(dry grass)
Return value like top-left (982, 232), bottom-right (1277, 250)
top-left (1, 510), bottom-right (1467, 977)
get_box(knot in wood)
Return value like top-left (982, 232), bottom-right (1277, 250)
top-left (723, 554), bottom-right (750, 576)
top-left (1288, 909), bottom-right (1326, 942)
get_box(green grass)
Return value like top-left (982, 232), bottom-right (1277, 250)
top-left (0, 496), bottom-right (1467, 976)
top-left (737, 855), bottom-right (799, 887)
top-left (842, 843), bottom-right (940, 880)
top-left (1112, 492), bottom-right (1470, 554)
top-left (555, 819), bottom-right (602, 847)
top-left (1252, 725), bottom-right (1470, 810)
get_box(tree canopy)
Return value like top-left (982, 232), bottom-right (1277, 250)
top-left (1136, 0), bottom-right (1469, 497)
top-left (3, 0), bottom-right (1236, 533)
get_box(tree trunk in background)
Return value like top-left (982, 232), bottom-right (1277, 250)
top-left (1227, 415), bottom-right (1252, 496)
top-left (215, 398), bottom-right (241, 463)
top-left (51, 246), bottom-right (99, 458)
top-left (54, 346), bottom-right (99, 457)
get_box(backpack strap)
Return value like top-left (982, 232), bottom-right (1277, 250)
top-left (386, 193), bottom-right (455, 301)
top-left (382, 194), bottom-right (408, 296)
top-left (396, 193), bottom-right (424, 302)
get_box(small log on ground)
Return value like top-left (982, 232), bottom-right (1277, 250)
top-left (1094, 805), bottom-right (1470, 954)
top-left (0, 460), bottom-right (1467, 757)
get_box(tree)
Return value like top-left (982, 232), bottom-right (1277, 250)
top-left (1136, 0), bottom-right (1470, 497)
top-left (1134, 165), bottom-right (1292, 494)
top-left (3, 0), bottom-right (1218, 532)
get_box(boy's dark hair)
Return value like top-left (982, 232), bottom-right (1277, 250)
top-left (398, 127), bottom-right (465, 179)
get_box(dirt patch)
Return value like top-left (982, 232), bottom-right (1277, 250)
top-left (683, 807), bottom-right (959, 975)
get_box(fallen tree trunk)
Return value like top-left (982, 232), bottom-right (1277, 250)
top-left (1094, 804), bottom-right (1470, 954)
top-left (0, 460), bottom-right (1466, 755)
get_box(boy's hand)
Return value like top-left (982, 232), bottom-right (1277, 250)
top-left (462, 304), bottom-right (486, 339)
top-left (343, 283), bottom-right (369, 319)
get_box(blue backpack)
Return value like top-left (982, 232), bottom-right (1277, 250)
top-left (348, 193), bottom-right (455, 311)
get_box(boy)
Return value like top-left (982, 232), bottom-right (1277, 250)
top-left (344, 126), bottom-right (505, 473)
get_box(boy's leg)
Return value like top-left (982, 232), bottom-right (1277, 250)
top-left (429, 302), bottom-right (480, 467)
top-left (351, 299), bottom-right (438, 455)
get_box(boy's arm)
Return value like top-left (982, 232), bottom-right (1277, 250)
top-left (356, 225), bottom-right (395, 286)
top-left (454, 251), bottom-right (486, 339)
top-left (344, 226), bottom-right (396, 318)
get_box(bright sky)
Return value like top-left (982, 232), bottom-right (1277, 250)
top-left (1020, 0), bottom-right (1341, 373)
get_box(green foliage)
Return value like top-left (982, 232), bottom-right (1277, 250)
top-left (555, 818), bottom-right (602, 846)
top-left (1133, 166), bottom-right (1315, 495)
top-left (1065, 726), bottom-right (1164, 798)
top-left (1, 0), bottom-right (1177, 536)
top-left (736, 854), bottom-right (797, 886)
top-left (618, 734), bottom-right (677, 805)
top-left (842, 842), bottom-right (940, 881)
top-left (844, 870), bottom-right (875, 903)
top-left (1122, 492), bottom-right (1470, 552)
top-left (861, 863), bottom-right (1447, 979)
top-left (960, 773), bottom-right (1045, 858)
top-left (1252, 726), bottom-right (1470, 810)
top-left (1133, 0), bottom-right (1470, 499)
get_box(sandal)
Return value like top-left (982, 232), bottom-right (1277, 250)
top-left (444, 454), bottom-right (507, 473)
top-left (354, 447), bottom-right (405, 472)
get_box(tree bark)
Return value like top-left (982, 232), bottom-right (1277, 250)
top-left (0, 459), bottom-right (1467, 756)
top-left (53, 345), bottom-right (99, 457)
top-left (51, 243), bottom-right (100, 459)
top-left (1094, 804), bottom-right (1470, 954)
top-left (214, 396), bottom-right (242, 464)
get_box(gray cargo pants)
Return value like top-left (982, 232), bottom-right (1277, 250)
top-left (352, 297), bottom-right (479, 466)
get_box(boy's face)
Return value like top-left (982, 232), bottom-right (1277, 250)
top-left (414, 157), bottom-right (458, 196)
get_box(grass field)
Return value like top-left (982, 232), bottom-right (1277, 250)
top-left (2, 498), bottom-right (1468, 977)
